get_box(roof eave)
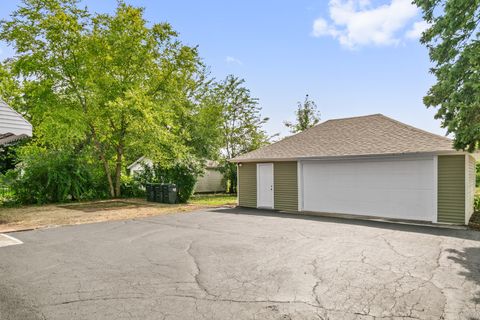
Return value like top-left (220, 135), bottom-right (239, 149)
top-left (229, 150), bottom-right (466, 163)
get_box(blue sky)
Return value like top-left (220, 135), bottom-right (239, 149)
top-left (0, 0), bottom-right (445, 138)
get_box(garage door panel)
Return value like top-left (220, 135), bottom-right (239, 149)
top-left (302, 158), bottom-right (435, 221)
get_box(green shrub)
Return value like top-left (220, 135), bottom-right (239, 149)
top-left (134, 158), bottom-right (202, 203)
top-left (0, 173), bottom-right (15, 205)
top-left (9, 150), bottom-right (108, 204)
top-left (120, 174), bottom-right (145, 198)
top-left (219, 160), bottom-right (237, 194)
top-left (476, 162), bottom-right (480, 187)
top-left (0, 138), bottom-right (28, 175)
top-left (475, 194), bottom-right (480, 212)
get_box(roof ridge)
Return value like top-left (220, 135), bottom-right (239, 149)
top-left (272, 114), bottom-right (383, 141)
top-left (230, 113), bottom-right (456, 162)
top-left (376, 114), bottom-right (452, 142)
top-left (322, 113), bottom-right (383, 123)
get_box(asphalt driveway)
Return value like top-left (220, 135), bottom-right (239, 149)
top-left (1, 208), bottom-right (479, 320)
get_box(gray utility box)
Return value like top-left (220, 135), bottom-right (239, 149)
top-left (146, 183), bottom-right (177, 204)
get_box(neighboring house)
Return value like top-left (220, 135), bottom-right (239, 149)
top-left (127, 156), bottom-right (154, 176)
top-left (0, 99), bottom-right (32, 146)
top-left (231, 114), bottom-right (476, 225)
top-left (194, 160), bottom-right (225, 193)
top-left (128, 158), bottom-right (225, 193)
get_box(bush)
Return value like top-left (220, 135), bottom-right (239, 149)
top-left (0, 138), bottom-right (28, 175)
top-left (476, 162), bottom-right (480, 187)
top-left (0, 173), bottom-right (15, 205)
top-left (120, 174), bottom-right (145, 198)
top-left (219, 160), bottom-right (237, 194)
top-left (134, 158), bottom-right (202, 203)
top-left (9, 150), bottom-right (108, 204)
top-left (475, 194), bottom-right (480, 212)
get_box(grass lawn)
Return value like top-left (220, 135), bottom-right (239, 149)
top-left (189, 193), bottom-right (237, 206)
top-left (0, 194), bottom-right (237, 233)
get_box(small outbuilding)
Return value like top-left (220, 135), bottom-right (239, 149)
top-left (231, 114), bottom-right (476, 225)
top-left (193, 160), bottom-right (225, 193)
top-left (128, 158), bottom-right (225, 194)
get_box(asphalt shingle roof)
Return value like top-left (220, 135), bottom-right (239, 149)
top-left (231, 114), bottom-right (456, 162)
top-left (0, 133), bottom-right (29, 146)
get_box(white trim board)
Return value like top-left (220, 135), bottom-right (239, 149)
top-left (433, 155), bottom-right (438, 223)
top-left (297, 161), bottom-right (303, 212)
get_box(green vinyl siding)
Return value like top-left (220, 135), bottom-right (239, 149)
top-left (274, 162), bottom-right (298, 212)
top-left (238, 163), bottom-right (257, 208)
top-left (438, 155), bottom-right (465, 224)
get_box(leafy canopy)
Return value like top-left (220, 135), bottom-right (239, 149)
top-left (414, 0), bottom-right (480, 151)
top-left (0, 0), bottom-right (222, 197)
top-left (284, 94), bottom-right (320, 133)
top-left (211, 74), bottom-right (272, 193)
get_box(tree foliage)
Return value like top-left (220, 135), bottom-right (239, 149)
top-left (0, 0), bottom-right (221, 198)
top-left (0, 139), bottom-right (29, 175)
top-left (477, 162), bottom-right (480, 187)
top-left (134, 158), bottom-right (203, 203)
top-left (284, 94), bottom-right (320, 133)
top-left (8, 148), bottom-right (107, 204)
top-left (212, 75), bottom-right (271, 193)
top-left (414, 0), bottom-right (480, 151)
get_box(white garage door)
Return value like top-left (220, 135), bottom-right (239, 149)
top-left (301, 157), bottom-right (436, 222)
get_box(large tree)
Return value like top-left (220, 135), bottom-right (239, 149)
top-left (284, 94), bottom-right (320, 133)
top-left (414, 0), bottom-right (480, 151)
top-left (212, 75), bottom-right (270, 193)
top-left (0, 0), bottom-right (220, 197)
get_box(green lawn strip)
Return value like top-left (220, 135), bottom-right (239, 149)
top-left (189, 194), bottom-right (237, 206)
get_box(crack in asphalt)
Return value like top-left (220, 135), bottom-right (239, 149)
top-left (51, 296), bottom-right (147, 306)
top-left (1, 210), bottom-right (479, 319)
top-left (185, 240), bottom-right (218, 298)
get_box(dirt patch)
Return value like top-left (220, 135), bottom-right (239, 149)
top-left (57, 200), bottom-right (153, 212)
top-left (0, 199), bottom-right (208, 233)
top-left (469, 211), bottom-right (480, 231)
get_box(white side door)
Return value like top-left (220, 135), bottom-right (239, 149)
top-left (257, 163), bottom-right (274, 208)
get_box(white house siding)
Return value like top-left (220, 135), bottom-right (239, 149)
top-left (128, 158), bottom-right (153, 176)
top-left (128, 157), bottom-right (225, 193)
top-left (0, 100), bottom-right (32, 136)
top-left (466, 155), bottom-right (476, 224)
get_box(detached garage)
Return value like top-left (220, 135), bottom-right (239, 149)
top-left (231, 114), bottom-right (477, 225)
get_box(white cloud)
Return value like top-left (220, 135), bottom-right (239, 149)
top-left (312, 0), bottom-right (420, 49)
top-left (405, 20), bottom-right (429, 39)
top-left (312, 18), bottom-right (338, 37)
top-left (225, 56), bottom-right (242, 65)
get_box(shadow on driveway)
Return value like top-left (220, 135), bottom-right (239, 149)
top-left (447, 247), bottom-right (480, 305)
top-left (211, 207), bottom-right (480, 242)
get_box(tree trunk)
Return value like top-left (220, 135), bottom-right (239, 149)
top-left (114, 144), bottom-right (123, 198)
top-left (103, 158), bottom-right (115, 198)
top-left (229, 176), bottom-right (237, 194)
top-left (227, 168), bottom-right (236, 194)
top-left (90, 126), bottom-right (115, 198)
